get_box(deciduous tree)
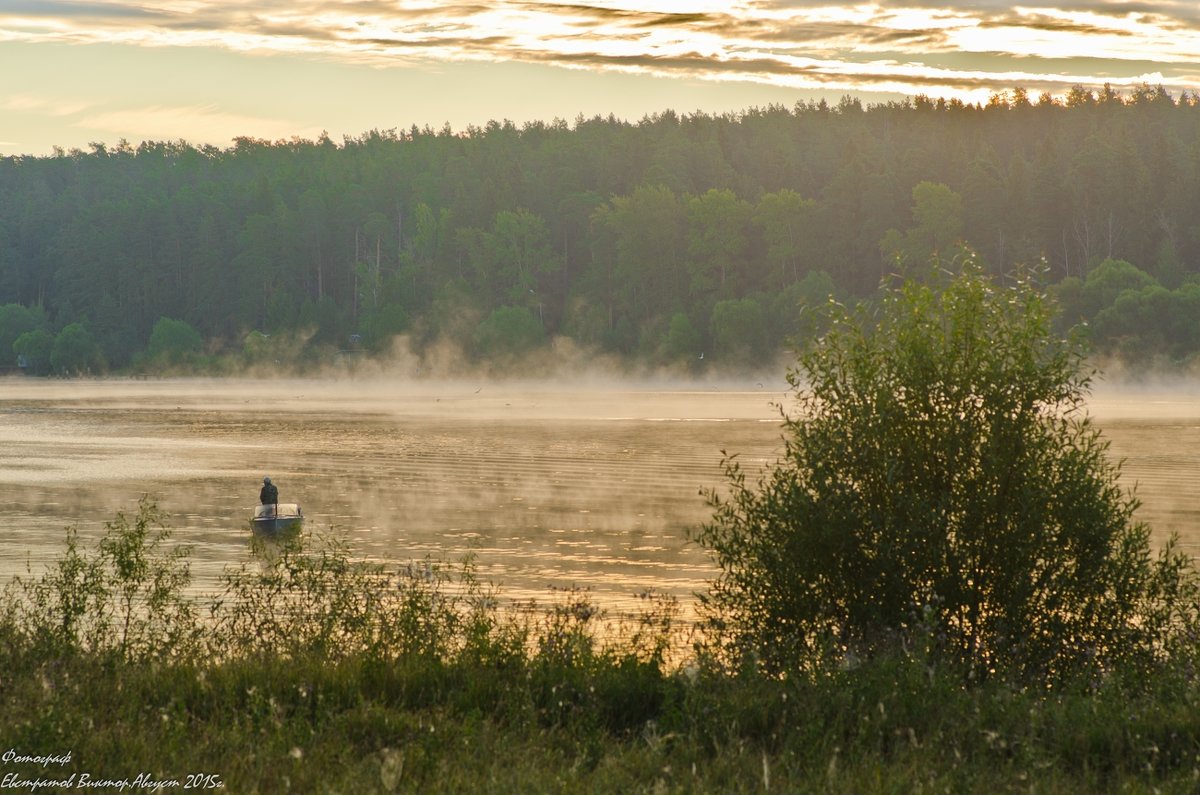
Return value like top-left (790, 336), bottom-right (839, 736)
top-left (696, 256), bottom-right (1196, 683)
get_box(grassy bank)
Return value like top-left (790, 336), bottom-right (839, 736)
top-left (3, 501), bottom-right (1200, 793)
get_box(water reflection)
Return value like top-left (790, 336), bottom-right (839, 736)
top-left (2, 378), bottom-right (1198, 615)
top-left (0, 378), bottom-right (784, 614)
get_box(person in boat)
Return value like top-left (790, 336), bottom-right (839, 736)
top-left (259, 476), bottom-right (279, 506)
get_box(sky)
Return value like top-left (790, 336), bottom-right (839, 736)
top-left (2, 1), bottom-right (1199, 157)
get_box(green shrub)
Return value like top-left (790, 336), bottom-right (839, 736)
top-left (0, 303), bottom-right (45, 368)
top-left (213, 535), bottom-right (462, 662)
top-left (5, 499), bottom-right (1200, 791)
top-left (146, 316), bottom-right (203, 365)
top-left (9, 496), bottom-right (199, 661)
top-left (13, 328), bottom-right (54, 374)
top-left (49, 322), bottom-right (105, 375)
top-left (710, 297), bottom-right (770, 362)
top-left (473, 305), bottom-right (545, 359)
top-left (695, 255), bottom-right (1199, 683)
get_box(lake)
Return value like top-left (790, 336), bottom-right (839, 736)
top-left (0, 377), bottom-right (786, 616)
top-left (1, 377), bottom-right (1198, 617)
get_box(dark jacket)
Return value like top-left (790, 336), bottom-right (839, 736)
top-left (260, 483), bottom-right (279, 504)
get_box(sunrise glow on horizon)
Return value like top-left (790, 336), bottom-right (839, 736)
top-left (2, 1), bottom-right (1198, 156)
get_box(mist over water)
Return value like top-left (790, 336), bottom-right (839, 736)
top-left (1086, 383), bottom-right (1200, 558)
top-left (2, 376), bottom-right (1198, 615)
top-left (0, 377), bottom-right (788, 615)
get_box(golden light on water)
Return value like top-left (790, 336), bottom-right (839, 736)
top-left (3, 379), bottom-right (1200, 618)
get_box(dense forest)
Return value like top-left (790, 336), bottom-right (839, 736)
top-left (2, 84), bottom-right (1200, 375)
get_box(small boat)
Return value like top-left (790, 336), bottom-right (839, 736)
top-left (251, 503), bottom-right (304, 534)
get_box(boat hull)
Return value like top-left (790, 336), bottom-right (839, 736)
top-left (251, 503), bottom-right (304, 534)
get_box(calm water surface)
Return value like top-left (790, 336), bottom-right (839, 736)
top-left (0, 378), bottom-right (786, 614)
top-left (1, 377), bottom-right (1198, 614)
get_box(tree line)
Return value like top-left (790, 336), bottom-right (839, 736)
top-left (3, 84), bottom-right (1200, 374)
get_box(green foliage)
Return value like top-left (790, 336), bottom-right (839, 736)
top-left (910, 181), bottom-right (965, 250)
top-left (49, 322), bottom-right (104, 375)
top-left (240, 327), bottom-right (317, 369)
top-left (473, 305), bottom-right (545, 360)
top-left (792, 268), bottom-right (837, 307)
top-left (212, 535), bottom-right (480, 663)
top-left (1085, 258), bottom-right (1164, 304)
top-left (686, 188), bottom-right (752, 296)
top-left (146, 316), bottom-right (203, 365)
top-left (662, 311), bottom-right (703, 362)
top-left (1092, 282), bottom-right (1200, 360)
top-left (240, 329), bottom-right (272, 363)
top-left (302, 294), bottom-right (352, 349)
top-left (265, 289), bottom-right (300, 332)
top-left (485, 207), bottom-right (561, 303)
top-left (710, 297), bottom-right (770, 363)
top-left (0, 303), bottom-right (44, 367)
top-left (13, 328), bottom-right (53, 375)
top-left (5, 94), bottom-right (1200, 368)
top-left (1054, 258), bottom-right (1159, 326)
top-left (4, 501), bottom-right (1200, 791)
top-left (696, 256), bottom-right (1198, 683)
top-left (9, 496), bottom-right (198, 661)
top-left (754, 189), bottom-right (818, 288)
top-left (880, 181), bottom-right (965, 268)
top-left (359, 302), bottom-right (409, 351)
top-left (590, 183), bottom-right (686, 323)
top-left (456, 208), bottom-right (560, 308)
top-left (766, 270), bottom-right (838, 344)
top-left (1050, 260), bottom-right (1200, 363)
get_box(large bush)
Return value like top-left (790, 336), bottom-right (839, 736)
top-left (49, 322), bottom-right (104, 375)
top-left (13, 328), bottom-right (53, 374)
top-left (146, 316), bottom-right (203, 365)
top-left (0, 303), bottom-right (45, 367)
top-left (696, 256), bottom-right (1197, 683)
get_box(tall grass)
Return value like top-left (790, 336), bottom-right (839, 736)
top-left (3, 500), bottom-right (1200, 793)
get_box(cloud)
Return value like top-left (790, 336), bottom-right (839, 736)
top-left (1, 1), bottom-right (159, 20)
top-left (0, 93), bottom-right (91, 116)
top-left (2, 0), bottom-right (1199, 103)
top-left (980, 12), bottom-right (1133, 36)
